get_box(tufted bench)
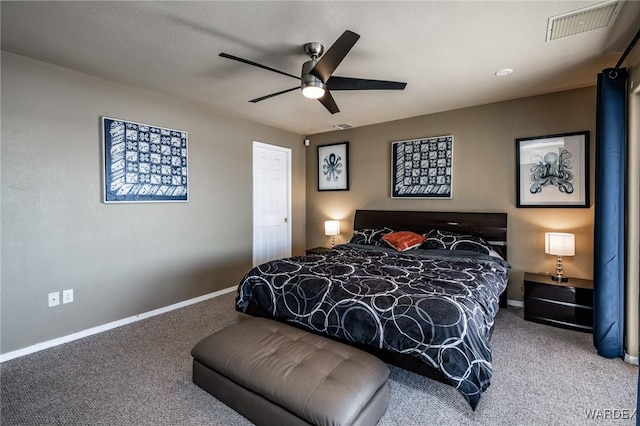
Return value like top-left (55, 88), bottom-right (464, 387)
top-left (191, 317), bottom-right (390, 426)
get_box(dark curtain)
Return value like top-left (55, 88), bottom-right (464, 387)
top-left (593, 68), bottom-right (627, 358)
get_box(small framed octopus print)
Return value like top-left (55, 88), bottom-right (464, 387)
top-left (317, 142), bottom-right (349, 191)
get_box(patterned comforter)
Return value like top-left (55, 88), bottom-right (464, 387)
top-left (236, 244), bottom-right (510, 409)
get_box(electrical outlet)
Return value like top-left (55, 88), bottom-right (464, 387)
top-left (48, 291), bottom-right (60, 307)
top-left (62, 289), bottom-right (74, 304)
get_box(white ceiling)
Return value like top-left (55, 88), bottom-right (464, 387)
top-left (2, 1), bottom-right (639, 135)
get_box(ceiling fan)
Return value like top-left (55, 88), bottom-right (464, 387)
top-left (219, 30), bottom-right (407, 114)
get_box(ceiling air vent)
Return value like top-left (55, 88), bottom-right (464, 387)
top-left (546, 0), bottom-right (621, 42)
top-left (333, 123), bottom-right (355, 130)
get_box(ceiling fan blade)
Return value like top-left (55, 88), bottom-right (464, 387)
top-left (318, 91), bottom-right (340, 114)
top-left (219, 53), bottom-right (300, 80)
top-left (327, 76), bottom-right (407, 91)
top-left (249, 87), bottom-right (300, 103)
top-left (310, 30), bottom-right (360, 83)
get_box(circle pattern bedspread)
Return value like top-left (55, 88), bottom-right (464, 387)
top-left (236, 244), bottom-right (510, 410)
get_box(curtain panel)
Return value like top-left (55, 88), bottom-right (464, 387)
top-left (593, 68), bottom-right (627, 359)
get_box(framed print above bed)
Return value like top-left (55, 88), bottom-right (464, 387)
top-left (102, 117), bottom-right (188, 203)
top-left (391, 135), bottom-right (453, 198)
top-left (516, 131), bottom-right (589, 208)
top-left (318, 141), bottom-right (349, 191)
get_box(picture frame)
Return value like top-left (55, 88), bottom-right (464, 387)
top-left (102, 117), bottom-right (188, 203)
top-left (317, 141), bottom-right (349, 191)
top-left (516, 131), bottom-right (589, 208)
top-left (391, 135), bottom-right (453, 198)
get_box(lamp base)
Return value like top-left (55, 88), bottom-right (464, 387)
top-left (551, 255), bottom-right (568, 283)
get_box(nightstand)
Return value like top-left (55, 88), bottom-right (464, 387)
top-left (523, 272), bottom-right (593, 333)
top-left (306, 247), bottom-right (330, 254)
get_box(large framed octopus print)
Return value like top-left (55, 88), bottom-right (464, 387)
top-left (317, 141), bottom-right (349, 191)
top-left (516, 131), bottom-right (589, 208)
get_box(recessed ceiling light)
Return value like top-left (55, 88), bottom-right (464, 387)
top-left (495, 68), bottom-right (514, 77)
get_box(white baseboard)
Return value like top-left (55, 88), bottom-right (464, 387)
top-left (624, 353), bottom-right (639, 365)
top-left (507, 299), bottom-right (524, 308)
top-left (0, 286), bottom-right (237, 363)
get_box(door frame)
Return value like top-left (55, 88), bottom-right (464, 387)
top-left (252, 141), bottom-right (292, 266)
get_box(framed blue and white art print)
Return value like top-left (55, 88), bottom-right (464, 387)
top-left (391, 135), bottom-right (453, 198)
top-left (102, 117), bottom-right (188, 203)
top-left (515, 131), bottom-right (589, 207)
top-left (318, 141), bottom-right (349, 191)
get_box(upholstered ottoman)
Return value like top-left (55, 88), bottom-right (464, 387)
top-left (191, 317), bottom-right (390, 426)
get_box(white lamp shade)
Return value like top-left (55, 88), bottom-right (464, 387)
top-left (545, 232), bottom-right (575, 256)
top-left (324, 220), bottom-right (340, 236)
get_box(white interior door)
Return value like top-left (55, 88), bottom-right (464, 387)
top-left (253, 142), bottom-right (292, 266)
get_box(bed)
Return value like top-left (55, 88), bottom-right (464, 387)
top-left (236, 210), bottom-right (510, 409)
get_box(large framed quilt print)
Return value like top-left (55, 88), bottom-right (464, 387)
top-left (391, 135), bottom-right (453, 198)
top-left (102, 117), bottom-right (188, 203)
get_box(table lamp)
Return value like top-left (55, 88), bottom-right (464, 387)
top-left (324, 220), bottom-right (340, 248)
top-left (545, 232), bottom-right (575, 282)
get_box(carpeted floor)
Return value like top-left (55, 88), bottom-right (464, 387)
top-left (1, 292), bottom-right (637, 425)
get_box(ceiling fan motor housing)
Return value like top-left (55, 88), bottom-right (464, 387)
top-left (301, 59), bottom-right (325, 95)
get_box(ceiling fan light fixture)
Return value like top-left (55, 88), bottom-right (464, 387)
top-left (301, 58), bottom-right (325, 99)
top-left (302, 82), bottom-right (325, 99)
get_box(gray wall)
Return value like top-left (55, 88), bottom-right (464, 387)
top-left (625, 47), bottom-right (640, 359)
top-left (1, 51), bottom-right (306, 354)
top-left (305, 87), bottom-right (596, 303)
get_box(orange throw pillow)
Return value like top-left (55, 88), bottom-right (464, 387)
top-left (381, 231), bottom-right (426, 252)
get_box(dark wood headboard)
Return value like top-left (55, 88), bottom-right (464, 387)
top-left (353, 210), bottom-right (507, 243)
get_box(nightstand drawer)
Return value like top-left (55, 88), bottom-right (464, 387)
top-left (524, 281), bottom-right (592, 307)
top-left (524, 297), bottom-right (593, 331)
